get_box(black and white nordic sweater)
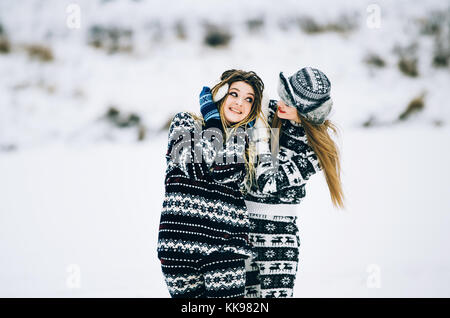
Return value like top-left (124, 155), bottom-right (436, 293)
top-left (157, 112), bottom-right (253, 263)
top-left (243, 100), bottom-right (322, 205)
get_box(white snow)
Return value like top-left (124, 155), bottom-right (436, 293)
top-left (1, 126), bottom-right (449, 297)
top-left (0, 0), bottom-right (449, 297)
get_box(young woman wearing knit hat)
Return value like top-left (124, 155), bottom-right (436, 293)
top-left (157, 69), bottom-right (264, 298)
top-left (243, 67), bottom-right (345, 298)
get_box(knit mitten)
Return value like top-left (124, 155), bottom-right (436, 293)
top-left (199, 86), bottom-right (222, 129)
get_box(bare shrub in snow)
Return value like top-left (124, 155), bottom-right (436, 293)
top-left (418, 10), bottom-right (449, 37)
top-left (88, 25), bottom-right (133, 54)
top-left (174, 20), bottom-right (187, 40)
top-left (103, 106), bottom-right (147, 141)
top-left (297, 16), bottom-right (322, 34)
top-left (298, 13), bottom-right (359, 35)
top-left (0, 23), bottom-right (10, 54)
top-left (364, 53), bottom-right (386, 68)
top-left (105, 106), bottom-right (141, 128)
top-left (398, 57), bottom-right (419, 77)
top-left (416, 9), bottom-right (450, 68)
top-left (432, 36), bottom-right (450, 68)
top-left (24, 44), bottom-right (54, 62)
top-left (0, 36), bottom-right (10, 54)
top-left (203, 24), bottom-right (232, 47)
top-left (246, 17), bottom-right (265, 33)
top-left (398, 92), bottom-right (426, 121)
top-left (394, 43), bottom-right (419, 77)
top-left (362, 115), bottom-right (378, 128)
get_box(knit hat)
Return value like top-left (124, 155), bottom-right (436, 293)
top-left (278, 67), bottom-right (333, 125)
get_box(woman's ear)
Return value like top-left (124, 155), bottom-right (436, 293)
top-left (212, 83), bottom-right (229, 102)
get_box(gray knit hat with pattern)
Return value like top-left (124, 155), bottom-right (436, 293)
top-left (278, 67), bottom-right (333, 125)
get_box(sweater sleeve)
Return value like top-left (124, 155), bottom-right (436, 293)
top-left (165, 112), bottom-right (246, 184)
top-left (165, 112), bottom-right (209, 181)
top-left (253, 101), bottom-right (322, 197)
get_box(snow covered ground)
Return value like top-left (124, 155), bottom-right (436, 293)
top-left (1, 126), bottom-right (449, 298)
top-left (0, 0), bottom-right (449, 297)
top-left (1, 0), bottom-right (449, 149)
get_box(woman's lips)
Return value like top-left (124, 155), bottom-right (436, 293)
top-left (278, 107), bottom-right (286, 114)
top-left (229, 107), bottom-right (242, 114)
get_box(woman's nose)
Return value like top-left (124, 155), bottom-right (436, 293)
top-left (278, 100), bottom-right (287, 109)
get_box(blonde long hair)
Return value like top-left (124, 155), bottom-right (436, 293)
top-left (272, 112), bottom-right (345, 209)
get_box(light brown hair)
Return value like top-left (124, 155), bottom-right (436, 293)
top-left (271, 112), bottom-right (345, 209)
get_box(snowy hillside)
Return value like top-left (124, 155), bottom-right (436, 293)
top-left (0, 0), bottom-right (449, 298)
top-left (0, 0), bottom-right (449, 149)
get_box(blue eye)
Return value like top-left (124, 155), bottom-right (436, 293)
top-left (246, 97), bottom-right (253, 103)
top-left (229, 92), bottom-right (238, 97)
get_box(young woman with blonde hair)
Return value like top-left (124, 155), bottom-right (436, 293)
top-left (157, 69), bottom-right (264, 298)
top-left (243, 67), bottom-right (345, 298)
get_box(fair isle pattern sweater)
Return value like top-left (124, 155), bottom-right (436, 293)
top-left (157, 112), bottom-right (253, 262)
top-left (243, 100), bottom-right (322, 204)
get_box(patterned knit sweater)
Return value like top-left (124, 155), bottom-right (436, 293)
top-left (243, 100), bottom-right (322, 205)
top-left (157, 112), bottom-right (253, 262)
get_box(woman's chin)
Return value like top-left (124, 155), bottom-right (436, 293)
top-left (277, 111), bottom-right (288, 119)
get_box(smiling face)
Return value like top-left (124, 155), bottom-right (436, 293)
top-left (222, 81), bottom-right (255, 124)
top-left (276, 100), bottom-right (300, 122)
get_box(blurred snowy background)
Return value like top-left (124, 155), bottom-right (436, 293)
top-left (0, 0), bottom-right (449, 297)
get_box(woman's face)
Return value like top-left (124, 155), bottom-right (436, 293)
top-left (276, 100), bottom-right (300, 122)
top-left (222, 81), bottom-right (254, 124)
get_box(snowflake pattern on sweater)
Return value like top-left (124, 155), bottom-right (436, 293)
top-left (243, 100), bottom-right (322, 204)
top-left (157, 112), bottom-right (253, 261)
